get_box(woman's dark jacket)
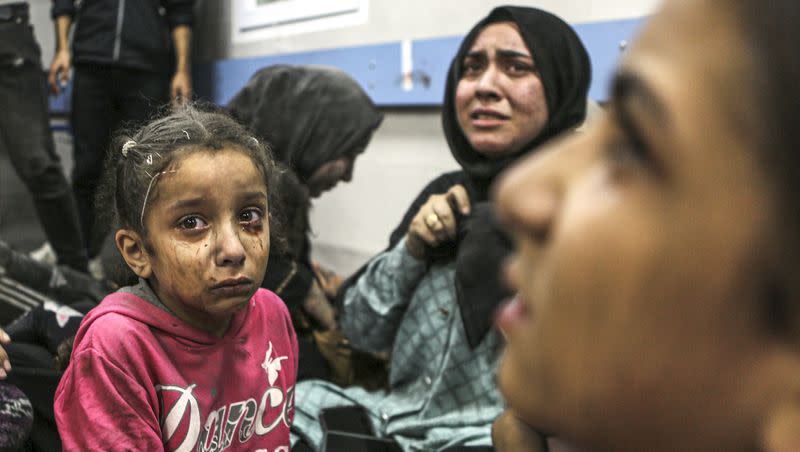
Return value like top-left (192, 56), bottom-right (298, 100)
top-left (51, 0), bottom-right (193, 73)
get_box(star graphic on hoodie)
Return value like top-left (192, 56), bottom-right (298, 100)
top-left (261, 341), bottom-right (288, 386)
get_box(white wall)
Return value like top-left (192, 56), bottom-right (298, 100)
top-left (195, 0), bottom-right (661, 61)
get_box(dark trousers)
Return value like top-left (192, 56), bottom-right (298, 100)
top-left (0, 21), bottom-right (88, 272)
top-left (71, 64), bottom-right (168, 257)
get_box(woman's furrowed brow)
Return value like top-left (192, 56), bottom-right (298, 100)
top-left (496, 49), bottom-right (532, 60)
top-left (464, 50), bottom-right (486, 60)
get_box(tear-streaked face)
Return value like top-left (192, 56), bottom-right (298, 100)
top-left (455, 22), bottom-right (548, 158)
top-left (143, 148), bottom-right (270, 335)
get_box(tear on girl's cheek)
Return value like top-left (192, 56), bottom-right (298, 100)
top-left (172, 242), bottom-right (196, 268)
top-left (249, 236), bottom-right (269, 263)
top-left (248, 236), bottom-right (267, 254)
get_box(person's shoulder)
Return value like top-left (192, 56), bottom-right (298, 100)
top-left (430, 169), bottom-right (468, 184)
top-left (80, 313), bottom-right (148, 347)
top-left (74, 297), bottom-right (155, 358)
top-left (421, 170), bottom-right (470, 194)
top-left (251, 288), bottom-right (292, 320)
top-left (438, 169), bottom-right (469, 181)
top-left (248, 289), bottom-right (296, 344)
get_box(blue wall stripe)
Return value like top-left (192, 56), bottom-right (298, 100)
top-left (49, 16), bottom-right (647, 113)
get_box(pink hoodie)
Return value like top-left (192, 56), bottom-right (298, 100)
top-left (55, 287), bottom-right (297, 452)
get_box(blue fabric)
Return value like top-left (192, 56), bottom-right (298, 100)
top-left (292, 239), bottom-right (504, 451)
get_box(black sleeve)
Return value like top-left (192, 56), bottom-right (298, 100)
top-left (261, 165), bottom-right (314, 311)
top-left (51, 0), bottom-right (76, 18)
top-left (4, 307), bottom-right (39, 345)
top-left (5, 303), bottom-right (84, 354)
top-left (262, 254), bottom-right (314, 312)
top-left (163, 0), bottom-right (194, 29)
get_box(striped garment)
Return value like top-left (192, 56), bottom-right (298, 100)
top-left (0, 240), bottom-right (106, 325)
top-left (0, 269), bottom-right (56, 324)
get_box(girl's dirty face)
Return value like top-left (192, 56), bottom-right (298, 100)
top-left (142, 148), bottom-right (270, 335)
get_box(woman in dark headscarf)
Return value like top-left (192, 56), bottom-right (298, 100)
top-left (291, 6), bottom-right (591, 451)
top-left (227, 65), bottom-right (383, 379)
top-left (229, 65), bottom-right (383, 198)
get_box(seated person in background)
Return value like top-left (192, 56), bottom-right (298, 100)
top-left (491, 0), bottom-right (800, 451)
top-left (0, 240), bottom-right (107, 451)
top-left (0, 382), bottom-right (33, 452)
top-left (227, 65), bottom-right (383, 382)
top-left (1, 302), bottom-right (85, 452)
top-left (291, 6), bottom-right (591, 451)
top-left (0, 240), bottom-right (108, 325)
top-left (54, 106), bottom-right (298, 450)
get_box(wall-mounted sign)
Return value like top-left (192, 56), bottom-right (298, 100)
top-left (233, 0), bottom-right (368, 43)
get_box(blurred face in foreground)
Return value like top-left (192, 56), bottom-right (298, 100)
top-left (494, 0), bottom-right (800, 450)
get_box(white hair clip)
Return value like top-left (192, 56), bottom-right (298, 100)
top-left (146, 154), bottom-right (153, 165)
top-left (250, 137), bottom-right (259, 145)
top-left (182, 130), bottom-right (190, 140)
top-left (121, 140), bottom-right (136, 157)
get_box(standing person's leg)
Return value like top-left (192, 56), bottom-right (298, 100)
top-left (80, 67), bottom-right (170, 261)
top-left (84, 68), bottom-right (168, 259)
top-left (0, 21), bottom-right (88, 272)
top-left (70, 64), bottom-right (115, 260)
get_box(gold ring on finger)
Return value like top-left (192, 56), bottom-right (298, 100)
top-left (426, 212), bottom-right (441, 228)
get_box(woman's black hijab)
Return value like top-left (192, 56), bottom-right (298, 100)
top-left (450, 7), bottom-right (592, 348)
top-left (442, 6), bottom-right (591, 196)
top-left (227, 64), bottom-right (384, 182)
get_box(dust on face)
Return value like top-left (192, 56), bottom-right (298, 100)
top-left (142, 147), bottom-right (271, 335)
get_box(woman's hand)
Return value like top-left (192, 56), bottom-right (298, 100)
top-left (492, 410), bottom-right (548, 452)
top-left (405, 184), bottom-right (471, 259)
top-left (48, 49), bottom-right (72, 95)
top-left (170, 69), bottom-right (192, 106)
top-left (0, 329), bottom-right (11, 379)
top-left (302, 281), bottom-right (338, 331)
top-left (312, 261), bottom-right (343, 299)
